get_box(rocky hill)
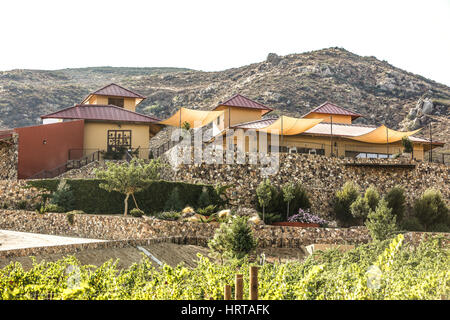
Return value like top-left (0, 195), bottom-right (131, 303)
top-left (0, 47), bottom-right (448, 153)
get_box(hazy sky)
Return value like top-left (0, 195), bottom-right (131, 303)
top-left (0, 0), bottom-right (449, 85)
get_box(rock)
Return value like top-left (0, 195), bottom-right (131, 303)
top-left (266, 53), bottom-right (281, 65)
top-left (422, 99), bottom-right (433, 114)
top-left (217, 209), bottom-right (231, 219)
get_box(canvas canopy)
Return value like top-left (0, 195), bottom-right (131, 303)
top-left (257, 116), bottom-right (323, 135)
top-left (159, 107), bottom-right (224, 128)
top-left (349, 125), bottom-right (422, 143)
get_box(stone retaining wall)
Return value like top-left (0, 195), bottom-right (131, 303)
top-left (171, 153), bottom-right (449, 216)
top-left (0, 133), bottom-right (18, 181)
top-left (1, 210), bottom-right (448, 252)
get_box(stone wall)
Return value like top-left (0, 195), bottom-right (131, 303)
top-left (171, 153), bottom-right (449, 217)
top-left (0, 180), bottom-right (42, 209)
top-left (1, 210), bottom-right (448, 250)
top-left (0, 133), bottom-right (18, 180)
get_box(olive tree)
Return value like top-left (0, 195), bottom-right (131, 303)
top-left (95, 158), bottom-right (165, 216)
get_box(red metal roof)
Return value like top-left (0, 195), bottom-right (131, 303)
top-left (216, 94), bottom-right (273, 114)
top-left (303, 102), bottom-right (362, 120)
top-left (233, 118), bottom-right (277, 129)
top-left (41, 104), bottom-right (160, 123)
top-left (91, 83), bottom-right (146, 99)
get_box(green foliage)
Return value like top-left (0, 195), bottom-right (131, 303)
top-left (385, 186), bottom-right (406, 222)
top-left (257, 211), bottom-right (282, 225)
top-left (44, 203), bottom-right (65, 213)
top-left (365, 199), bottom-right (397, 241)
top-left (333, 181), bottom-right (360, 227)
top-left (16, 200), bottom-right (29, 210)
top-left (256, 179), bottom-right (273, 221)
top-left (413, 188), bottom-right (449, 231)
top-left (164, 187), bottom-right (184, 212)
top-left (400, 216), bottom-right (425, 232)
top-left (364, 185), bottom-right (380, 212)
top-left (95, 158), bottom-right (166, 215)
top-left (27, 179), bottom-right (220, 215)
top-left (154, 211), bottom-right (181, 221)
top-left (66, 211), bottom-right (78, 225)
top-left (1, 235), bottom-right (447, 300)
top-left (402, 136), bottom-right (413, 153)
top-left (197, 187), bottom-right (211, 209)
top-left (350, 196), bottom-right (370, 223)
top-left (288, 183), bottom-right (311, 217)
top-left (49, 179), bottom-right (75, 212)
top-left (197, 205), bottom-right (217, 216)
top-left (129, 208), bottom-right (144, 218)
top-left (208, 216), bottom-right (257, 262)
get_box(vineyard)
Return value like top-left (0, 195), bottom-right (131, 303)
top-left (0, 234), bottom-right (448, 300)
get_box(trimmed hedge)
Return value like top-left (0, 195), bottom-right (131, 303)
top-left (27, 179), bottom-right (222, 214)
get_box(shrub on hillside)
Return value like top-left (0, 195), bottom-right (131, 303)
top-left (197, 187), bottom-right (211, 209)
top-left (413, 188), bottom-right (449, 231)
top-left (333, 181), bottom-right (360, 227)
top-left (364, 185), bottom-right (380, 212)
top-left (164, 187), bottom-right (185, 212)
top-left (400, 216), bottom-right (425, 232)
top-left (155, 211), bottom-right (181, 221)
top-left (350, 196), bottom-right (370, 224)
top-left (365, 198), bottom-right (397, 241)
top-left (208, 216), bottom-right (257, 262)
top-left (384, 186), bottom-right (406, 222)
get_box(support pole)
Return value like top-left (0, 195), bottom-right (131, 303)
top-left (429, 122), bottom-right (433, 162)
top-left (235, 274), bottom-right (243, 300)
top-left (280, 116), bottom-right (284, 153)
top-left (224, 285), bottom-right (231, 300)
top-left (330, 115), bottom-right (333, 157)
top-left (249, 266), bottom-right (259, 300)
top-left (386, 125), bottom-right (389, 157)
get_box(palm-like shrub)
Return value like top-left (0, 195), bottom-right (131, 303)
top-left (333, 181), bottom-right (360, 227)
top-left (365, 198), bottom-right (397, 241)
top-left (384, 186), bottom-right (406, 222)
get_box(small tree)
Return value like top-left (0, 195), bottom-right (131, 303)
top-left (282, 182), bottom-right (296, 220)
top-left (197, 187), bottom-right (211, 209)
top-left (208, 216), bottom-right (257, 262)
top-left (365, 198), bottom-right (397, 241)
top-left (256, 179), bottom-right (272, 223)
top-left (413, 189), bottom-right (449, 231)
top-left (385, 186), bottom-right (406, 222)
top-left (333, 181), bottom-right (360, 227)
top-left (350, 196), bottom-right (370, 224)
top-left (364, 185), bottom-right (380, 212)
top-left (95, 158), bottom-right (165, 216)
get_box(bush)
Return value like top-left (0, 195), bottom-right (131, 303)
top-left (413, 189), bottom-right (449, 231)
top-left (257, 211), bottom-right (282, 225)
top-left (333, 181), bottom-right (360, 227)
top-left (197, 205), bottom-right (217, 216)
top-left (44, 203), bottom-right (65, 213)
top-left (400, 216), bottom-right (425, 232)
top-left (49, 179), bottom-right (76, 212)
top-left (350, 196), bottom-right (370, 223)
top-left (385, 186), bottom-right (406, 222)
top-left (256, 179), bottom-right (273, 221)
top-left (129, 208), bottom-right (144, 218)
top-left (155, 211), bottom-right (181, 221)
top-left (365, 198), bottom-right (397, 241)
top-left (208, 216), bottom-right (257, 262)
top-left (27, 179), bottom-right (223, 215)
top-left (364, 186), bottom-right (380, 212)
top-left (164, 187), bottom-right (185, 212)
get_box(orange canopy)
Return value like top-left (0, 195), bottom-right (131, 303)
top-left (349, 125), bottom-right (422, 143)
top-left (159, 107), bottom-right (224, 128)
top-left (257, 116), bottom-right (323, 135)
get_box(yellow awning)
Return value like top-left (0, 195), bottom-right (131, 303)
top-left (349, 125), bottom-right (422, 143)
top-left (159, 107), bottom-right (224, 128)
top-left (257, 116), bottom-right (323, 135)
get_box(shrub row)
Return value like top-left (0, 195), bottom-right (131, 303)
top-left (27, 179), bottom-right (223, 215)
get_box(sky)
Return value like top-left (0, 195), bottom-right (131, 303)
top-left (0, 0), bottom-right (449, 86)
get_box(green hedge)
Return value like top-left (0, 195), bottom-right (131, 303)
top-left (27, 179), bottom-right (222, 214)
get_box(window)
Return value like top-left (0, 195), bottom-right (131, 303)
top-left (107, 130), bottom-right (131, 152)
top-left (108, 97), bottom-right (124, 108)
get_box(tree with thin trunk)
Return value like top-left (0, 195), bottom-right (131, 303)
top-left (95, 158), bottom-right (165, 216)
top-left (256, 178), bottom-right (272, 223)
top-left (282, 182), bottom-right (295, 220)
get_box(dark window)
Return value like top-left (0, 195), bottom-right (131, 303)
top-left (107, 130), bottom-right (131, 152)
top-left (108, 97), bottom-right (124, 108)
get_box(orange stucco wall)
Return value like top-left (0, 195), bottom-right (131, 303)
top-left (88, 95), bottom-right (138, 112)
top-left (14, 120), bottom-right (84, 179)
top-left (215, 105), bottom-right (263, 128)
